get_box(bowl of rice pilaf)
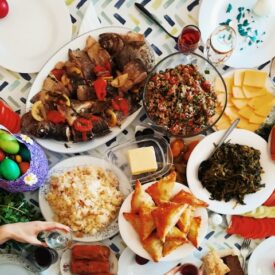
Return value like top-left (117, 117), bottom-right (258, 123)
top-left (143, 52), bottom-right (227, 137)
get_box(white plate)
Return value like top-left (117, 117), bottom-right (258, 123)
top-left (60, 242), bottom-right (118, 275)
top-left (39, 155), bottom-right (132, 242)
top-left (78, 1), bottom-right (101, 35)
top-left (199, 0), bottom-right (275, 68)
top-left (248, 237), bottom-right (275, 275)
top-left (0, 0), bottom-right (72, 73)
top-left (118, 182), bottom-right (208, 262)
top-left (187, 129), bottom-right (275, 215)
top-left (0, 254), bottom-right (37, 275)
top-left (118, 247), bottom-right (202, 275)
top-left (25, 26), bottom-right (144, 154)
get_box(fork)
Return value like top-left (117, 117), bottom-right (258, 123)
top-left (240, 239), bottom-right (251, 273)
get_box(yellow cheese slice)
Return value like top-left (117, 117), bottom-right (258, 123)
top-left (242, 86), bottom-right (267, 98)
top-left (234, 70), bottom-right (245, 86)
top-left (217, 93), bottom-right (227, 106)
top-left (238, 105), bottom-right (255, 119)
top-left (254, 104), bottom-right (273, 117)
top-left (215, 77), bottom-right (226, 92)
top-left (215, 114), bottom-right (231, 130)
top-left (244, 123), bottom-right (260, 132)
top-left (231, 98), bottom-right (248, 109)
top-left (237, 116), bottom-right (250, 129)
top-left (224, 106), bottom-right (239, 121)
top-left (224, 77), bottom-right (233, 94)
top-left (249, 113), bottom-right (265, 124)
top-left (232, 86), bottom-right (246, 98)
top-left (247, 92), bottom-right (273, 109)
top-left (243, 70), bottom-right (268, 88)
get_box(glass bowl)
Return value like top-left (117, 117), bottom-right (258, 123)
top-left (143, 52), bottom-right (227, 138)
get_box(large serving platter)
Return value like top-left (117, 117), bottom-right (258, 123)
top-left (39, 155), bottom-right (132, 242)
top-left (118, 182), bottom-right (208, 262)
top-left (187, 129), bottom-right (275, 215)
top-left (199, 0), bottom-right (275, 68)
top-left (0, 0), bottom-right (72, 73)
top-left (26, 26), bottom-right (147, 154)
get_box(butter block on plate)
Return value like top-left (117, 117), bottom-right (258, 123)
top-left (128, 146), bottom-right (158, 175)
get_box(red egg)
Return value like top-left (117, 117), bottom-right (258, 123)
top-left (0, 149), bottom-right (5, 162)
top-left (0, 0), bottom-right (9, 19)
top-left (19, 162), bottom-right (30, 174)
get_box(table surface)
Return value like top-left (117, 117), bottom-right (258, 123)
top-left (0, 0), bottom-right (271, 274)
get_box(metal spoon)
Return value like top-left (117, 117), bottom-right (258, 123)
top-left (198, 118), bottom-right (240, 181)
top-left (135, 3), bottom-right (178, 43)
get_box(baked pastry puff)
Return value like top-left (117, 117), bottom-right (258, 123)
top-left (141, 232), bottom-right (163, 262)
top-left (171, 190), bottom-right (208, 208)
top-left (163, 238), bottom-right (188, 257)
top-left (177, 205), bottom-right (194, 234)
top-left (187, 216), bottom-right (202, 248)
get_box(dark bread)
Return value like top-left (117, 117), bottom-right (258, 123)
top-left (222, 255), bottom-right (244, 275)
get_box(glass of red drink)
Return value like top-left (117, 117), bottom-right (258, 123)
top-left (178, 25), bottom-right (201, 54)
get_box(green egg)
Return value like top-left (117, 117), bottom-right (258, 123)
top-left (0, 158), bottom-right (21, 181)
top-left (19, 144), bottom-right (31, 161)
top-left (0, 130), bottom-right (17, 141)
top-left (0, 139), bottom-right (19, 154)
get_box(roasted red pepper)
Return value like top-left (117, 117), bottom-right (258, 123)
top-left (47, 110), bottom-right (66, 124)
top-left (51, 69), bottom-right (65, 81)
top-left (73, 117), bottom-right (93, 132)
top-left (111, 97), bottom-right (129, 116)
top-left (94, 78), bottom-right (107, 101)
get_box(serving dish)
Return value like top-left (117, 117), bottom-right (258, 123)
top-left (0, 0), bottom-right (72, 73)
top-left (187, 129), bottom-right (275, 214)
top-left (39, 155), bottom-right (132, 242)
top-left (25, 26), bottom-right (154, 153)
top-left (143, 52), bottom-right (227, 138)
top-left (118, 181), bottom-right (208, 262)
top-left (199, 0), bottom-right (275, 68)
top-left (60, 242), bottom-right (118, 275)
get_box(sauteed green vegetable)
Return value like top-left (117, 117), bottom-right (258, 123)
top-left (199, 142), bottom-right (264, 204)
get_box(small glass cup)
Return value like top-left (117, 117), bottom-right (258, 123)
top-left (205, 25), bottom-right (237, 65)
top-left (39, 229), bottom-right (73, 250)
top-left (177, 25), bottom-right (201, 54)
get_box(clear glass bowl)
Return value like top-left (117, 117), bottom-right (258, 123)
top-left (105, 134), bottom-right (173, 184)
top-left (143, 52), bottom-right (227, 138)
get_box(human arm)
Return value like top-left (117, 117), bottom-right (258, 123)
top-left (0, 221), bottom-right (70, 246)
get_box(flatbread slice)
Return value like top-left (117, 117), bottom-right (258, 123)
top-left (187, 216), bottom-right (202, 248)
top-left (163, 239), bottom-right (188, 257)
top-left (145, 171), bottom-right (176, 205)
top-left (171, 190), bottom-right (208, 208)
top-left (131, 179), bottom-right (155, 213)
top-left (141, 233), bottom-right (163, 262)
top-left (152, 202), bottom-right (186, 242)
top-left (177, 205), bottom-right (194, 234)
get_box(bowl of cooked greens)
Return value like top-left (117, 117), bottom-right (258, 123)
top-left (143, 52), bottom-right (227, 138)
top-left (186, 129), bottom-right (275, 215)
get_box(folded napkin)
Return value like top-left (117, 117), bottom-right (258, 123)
top-left (227, 191), bottom-right (275, 239)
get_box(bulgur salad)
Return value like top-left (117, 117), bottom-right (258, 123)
top-left (144, 64), bottom-right (218, 136)
top-left (45, 166), bottom-right (124, 236)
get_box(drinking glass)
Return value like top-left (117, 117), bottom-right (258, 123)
top-left (205, 25), bottom-right (237, 65)
top-left (39, 229), bottom-right (73, 250)
top-left (177, 25), bottom-right (201, 54)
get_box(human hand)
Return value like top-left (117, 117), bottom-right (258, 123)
top-left (0, 221), bottom-right (70, 246)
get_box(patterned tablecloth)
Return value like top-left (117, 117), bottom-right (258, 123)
top-left (0, 0), bottom-right (270, 274)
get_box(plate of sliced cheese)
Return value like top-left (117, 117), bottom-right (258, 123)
top-left (214, 69), bottom-right (275, 131)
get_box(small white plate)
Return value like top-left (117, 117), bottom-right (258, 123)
top-left (248, 237), bottom-right (275, 275)
top-left (118, 247), bottom-right (201, 275)
top-left (60, 242), bottom-right (118, 275)
top-left (0, 254), bottom-right (37, 275)
top-left (199, 0), bottom-right (275, 68)
top-left (0, 0), bottom-right (72, 73)
top-left (187, 129), bottom-right (275, 215)
top-left (39, 155), bottom-right (132, 242)
top-left (118, 182), bottom-right (208, 262)
top-left (26, 26), bottom-right (144, 154)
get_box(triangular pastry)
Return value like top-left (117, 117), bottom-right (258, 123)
top-left (131, 179), bottom-right (155, 213)
top-left (163, 239), bottom-right (188, 257)
top-left (139, 207), bottom-right (156, 241)
top-left (145, 171), bottom-right (176, 205)
top-left (166, 226), bottom-right (188, 242)
top-left (141, 232), bottom-right (163, 262)
top-left (177, 205), bottom-right (194, 234)
top-left (171, 190), bottom-right (208, 208)
top-left (123, 212), bottom-right (141, 236)
top-left (152, 202), bottom-right (186, 242)
top-left (187, 216), bottom-right (201, 248)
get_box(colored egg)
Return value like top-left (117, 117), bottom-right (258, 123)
top-left (0, 139), bottom-right (19, 154)
top-left (0, 130), bottom-right (17, 141)
top-left (19, 162), bottom-right (30, 175)
top-left (0, 149), bottom-right (5, 162)
top-left (19, 144), bottom-right (31, 161)
top-left (15, 155), bottom-right (22, 163)
top-left (0, 158), bottom-right (20, 180)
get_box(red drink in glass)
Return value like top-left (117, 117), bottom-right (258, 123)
top-left (178, 25), bottom-right (201, 53)
top-left (0, 99), bottom-right (20, 133)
